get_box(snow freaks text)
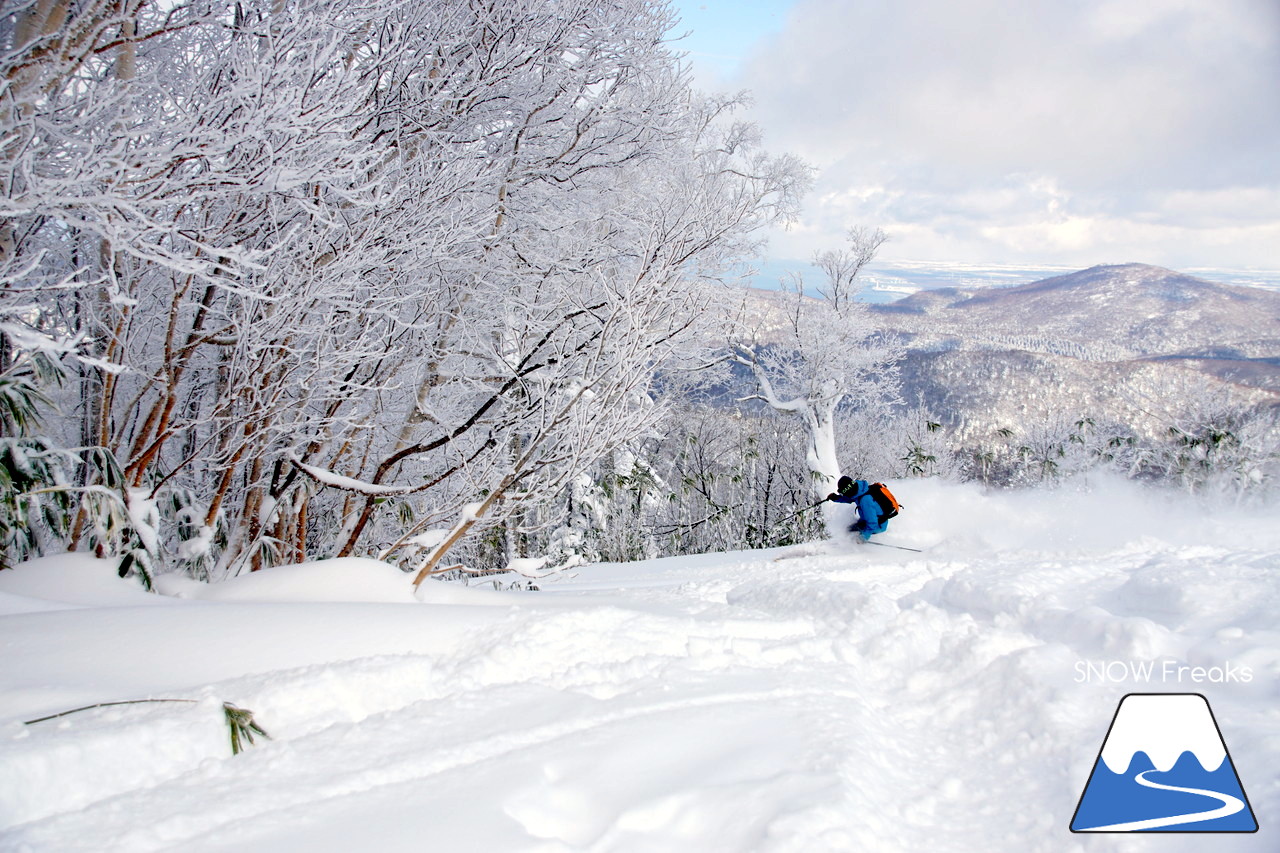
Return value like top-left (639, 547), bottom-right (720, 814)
top-left (1074, 660), bottom-right (1254, 685)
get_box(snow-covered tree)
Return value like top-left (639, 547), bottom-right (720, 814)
top-left (2, 0), bottom-right (807, 579)
top-left (1134, 377), bottom-right (1280, 499)
top-left (732, 228), bottom-right (902, 520)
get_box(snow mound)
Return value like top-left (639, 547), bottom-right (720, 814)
top-left (0, 554), bottom-right (170, 612)
top-left (156, 558), bottom-right (418, 604)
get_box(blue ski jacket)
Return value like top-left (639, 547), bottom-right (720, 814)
top-left (828, 478), bottom-right (888, 540)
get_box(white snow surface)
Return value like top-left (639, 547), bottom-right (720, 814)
top-left (1, 477), bottom-right (1277, 852)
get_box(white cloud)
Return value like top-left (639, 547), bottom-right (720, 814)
top-left (736, 0), bottom-right (1280, 268)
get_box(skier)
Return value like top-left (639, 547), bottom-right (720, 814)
top-left (827, 476), bottom-right (891, 542)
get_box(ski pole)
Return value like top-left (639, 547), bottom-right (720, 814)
top-left (775, 496), bottom-right (830, 527)
top-left (774, 476), bottom-right (859, 527)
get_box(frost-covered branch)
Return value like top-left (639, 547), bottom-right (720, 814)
top-left (1, 0), bottom-right (809, 577)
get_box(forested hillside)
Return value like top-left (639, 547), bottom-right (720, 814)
top-left (868, 263), bottom-right (1280, 442)
top-left (725, 262), bottom-right (1279, 507)
top-left (874, 263), bottom-right (1280, 364)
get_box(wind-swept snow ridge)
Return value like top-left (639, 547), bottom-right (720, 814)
top-left (1098, 694), bottom-right (1226, 773)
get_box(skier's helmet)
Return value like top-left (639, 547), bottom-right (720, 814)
top-left (837, 475), bottom-right (855, 495)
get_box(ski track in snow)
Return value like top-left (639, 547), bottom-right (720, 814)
top-left (1, 479), bottom-right (1278, 852)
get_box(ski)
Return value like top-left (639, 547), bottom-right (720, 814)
top-left (771, 539), bottom-right (924, 560)
top-left (864, 540), bottom-right (923, 553)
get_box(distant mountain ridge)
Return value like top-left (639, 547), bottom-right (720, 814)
top-left (871, 263), bottom-right (1280, 363)
top-left (736, 263), bottom-right (1280, 437)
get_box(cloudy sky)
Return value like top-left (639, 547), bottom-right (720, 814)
top-left (668, 0), bottom-right (1280, 272)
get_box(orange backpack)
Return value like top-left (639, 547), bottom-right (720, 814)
top-left (867, 482), bottom-right (901, 520)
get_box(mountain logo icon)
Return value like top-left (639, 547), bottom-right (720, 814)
top-left (1071, 693), bottom-right (1258, 833)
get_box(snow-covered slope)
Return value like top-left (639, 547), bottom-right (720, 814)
top-left (1, 479), bottom-right (1277, 852)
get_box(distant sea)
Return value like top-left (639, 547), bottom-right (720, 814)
top-left (744, 258), bottom-right (1280, 304)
